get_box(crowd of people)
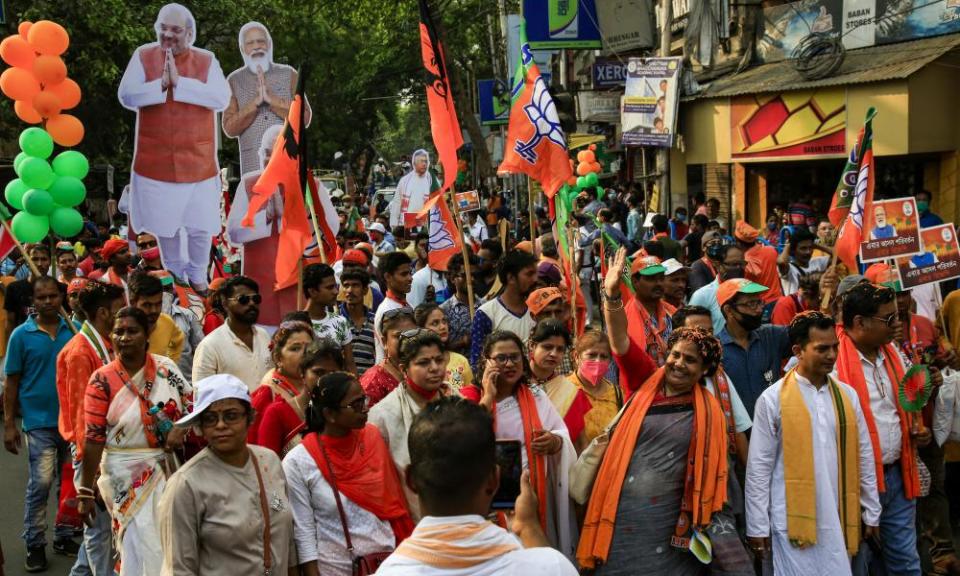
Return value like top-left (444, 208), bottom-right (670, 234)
top-left (3, 182), bottom-right (960, 576)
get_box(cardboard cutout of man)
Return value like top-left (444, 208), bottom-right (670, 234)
top-left (118, 3), bottom-right (230, 292)
top-left (223, 21), bottom-right (309, 176)
top-left (391, 149), bottom-right (433, 228)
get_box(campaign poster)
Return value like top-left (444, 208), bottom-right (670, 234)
top-left (895, 223), bottom-right (960, 289)
top-left (621, 57), bottom-right (681, 148)
top-left (478, 79), bottom-right (510, 126)
top-left (455, 190), bottom-right (481, 212)
top-left (859, 197), bottom-right (922, 262)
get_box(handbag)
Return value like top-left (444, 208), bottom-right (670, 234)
top-left (569, 386), bottom-right (634, 505)
top-left (317, 441), bottom-right (393, 576)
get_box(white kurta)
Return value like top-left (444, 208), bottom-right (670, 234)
top-left (282, 443), bottom-right (396, 576)
top-left (118, 44), bottom-right (231, 238)
top-left (368, 385), bottom-right (423, 519)
top-left (391, 151), bottom-right (433, 229)
top-left (745, 373), bottom-right (881, 576)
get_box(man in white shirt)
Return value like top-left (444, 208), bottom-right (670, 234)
top-left (467, 211), bottom-right (489, 244)
top-left (777, 227), bottom-right (830, 296)
top-left (407, 265), bottom-right (448, 308)
top-left (376, 397), bottom-right (577, 575)
top-left (373, 252), bottom-right (413, 363)
top-left (746, 311), bottom-right (880, 575)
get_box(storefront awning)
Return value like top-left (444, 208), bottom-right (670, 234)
top-left (689, 34), bottom-right (960, 100)
top-left (568, 133), bottom-right (606, 150)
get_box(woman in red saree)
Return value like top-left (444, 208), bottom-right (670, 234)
top-left (247, 320), bottom-right (314, 443)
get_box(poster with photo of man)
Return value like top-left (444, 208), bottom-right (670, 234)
top-left (860, 197), bottom-right (921, 262)
top-left (896, 223), bottom-right (960, 289)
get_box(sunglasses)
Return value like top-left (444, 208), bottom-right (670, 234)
top-left (867, 313), bottom-right (898, 328)
top-left (382, 307), bottom-right (415, 322)
top-left (399, 328), bottom-right (431, 345)
top-left (199, 409), bottom-right (247, 428)
top-left (229, 294), bottom-right (262, 306)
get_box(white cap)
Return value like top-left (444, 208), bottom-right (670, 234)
top-left (175, 374), bottom-right (251, 427)
top-left (330, 188), bottom-right (345, 198)
top-left (662, 258), bottom-right (689, 276)
top-left (368, 222), bottom-right (386, 234)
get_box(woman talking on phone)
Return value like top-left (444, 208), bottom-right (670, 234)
top-left (460, 331), bottom-right (578, 558)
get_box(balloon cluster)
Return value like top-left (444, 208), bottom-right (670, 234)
top-left (1, 21), bottom-right (88, 242)
top-left (565, 144), bottom-right (602, 191)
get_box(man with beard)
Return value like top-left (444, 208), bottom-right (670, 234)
top-left (129, 270), bottom-right (184, 363)
top-left (661, 258), bottom-right (689, 309)
top-left (118, 3), bottom-right (230, 292)
top-left (476, 239), bottom-right (503, 300)
top-left (469, 250), bottom-right (538, 367)
top-left (223, 21), bottom-right (308, 176)
top-left (717, 279), bottom-right (791, 417)
top-left (690, 244), bottom-right (746, 334)
top-left (88, 238), bottom-right (132, 294)
top-left (391, 149), bottom-right (434, 229)
top-left (192, 275), bottom-right (271, 391)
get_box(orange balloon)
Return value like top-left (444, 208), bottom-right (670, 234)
top-left (14, 99), bottom-right (42, 124)
top-left (33, 55), bottom-right (66, 87)
top-left (46, 113), bottom-right (84, 147)
top-left (18, 22), bottom-right (33, 40)
top-left (566, 176), bottom-right (578, 186)
top-left (0, 36), bottom-right (37, 69)
top-left (48, 78), bottom-right (80, 109)
top-left (32, 90), bottom-right (61, 118)
top-left (576, 150), bottom-right (588, 162)
top-left (582, 150), bottom-right (596, 163)
top-left (0, 67), bottom-right (41, 101)
top-left (576, 162), bottom-right (591, 176)
top-left (27, 21), bottom-right (69, 57)
top-left (588, 144), bottom-right (597, 151)
top-left (591, 161), bottom-right (602, 173)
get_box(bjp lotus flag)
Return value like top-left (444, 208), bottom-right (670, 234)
top-left (497, 19), bottom-right (573, 198)
top-left (419, 0), bottom-right (462, 193)
top-left (419, 176), bottom-right (462, 272)
top-left (832, 109), bottom-right (877, 272)
top-left (829, 107), bottom-right (877, 228)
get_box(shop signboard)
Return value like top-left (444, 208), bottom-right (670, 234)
top-left (621, 57), bottom-right (681, 148)
top-left (478, 79), bottom-right (510, 126)
top-left (592, 58), bottom-right (629, 88)
top-left (507, 14), bottom-right (554, 85)
top-left (860, 197), bottom-right (922, 263)
top-left (730, 89), bottom-right (847, 161)
top-left (522, 0), bottom-right (603, 49)
top-left (595, 0), bottom-right (655, 52)
top-left (895, 223), bottom-right (960, 289)
top-left (578, 90), bottom-right (622, 123)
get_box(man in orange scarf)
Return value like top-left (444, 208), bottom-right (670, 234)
top-left (625, 256), bottom-right (676, 366)
top-left (835, 282), bottom-right (927, 575)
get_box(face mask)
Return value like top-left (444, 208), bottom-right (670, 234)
top-left (721, 265), bottom-right (744, 280)
top-left (706, 244), bottom-right (724, 260)
top-left (767, 222), bottom-right (777, 231)
top-left (738, 310), bottom-right (763, 331)
top-left (140, 247), bottom-right (161, 260)
top-left (677, 214), bottom-right (687, 222)
top-left (579, 360), bottom-right (610, 385)
top-left (917, 201), bottom-right (930, 213)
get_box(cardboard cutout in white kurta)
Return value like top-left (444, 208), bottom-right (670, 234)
top-left (117, 3), bottom-right (230, 290)
top-left (391, 149), bottom-right (433, 229)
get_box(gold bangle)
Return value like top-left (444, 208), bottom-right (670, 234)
top-left (604, 300), bottom-right (625, 312)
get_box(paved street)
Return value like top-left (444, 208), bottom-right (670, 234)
top-left (1, 422), bottom-right (74, 575)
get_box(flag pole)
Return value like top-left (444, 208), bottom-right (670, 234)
top-left (528, 176), bottom-right (538, 253)
top-left (297, 256), bottom-right (304, 310)
top-left (447, 188), bottom-right (477, 320)
top-left (566, 225), bottom-right (579, 335)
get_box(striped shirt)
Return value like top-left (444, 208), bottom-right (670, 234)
top-left (339, 303), bottom-right (376, 375)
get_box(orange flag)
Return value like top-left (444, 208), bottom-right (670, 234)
top-left (419, 178), bottom-right (462, 272)
top-left (832, 110), bottom-right (877, 272)
top-left (419, 0), bottom-right (463, 193)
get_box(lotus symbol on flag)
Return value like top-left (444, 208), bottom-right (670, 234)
top-left (428, 205), bottom-right (455, 251)
top-left (515, 77), bottom-right (565, 164)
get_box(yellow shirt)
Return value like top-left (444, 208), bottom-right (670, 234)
top-left (569, 373), bottom-right (622, 445)
top-left (445, 352), bottom-right (474, 391)
top-left (149, 313), bottom-right (184, 364)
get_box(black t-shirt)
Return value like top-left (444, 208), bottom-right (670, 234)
top-left (4, 278), bottom-right (68, 329)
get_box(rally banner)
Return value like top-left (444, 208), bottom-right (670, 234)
top-left (895, 223), bottom-right (960, 289)
top-left (455, 190), bottom-right (481, 212)
top-left (621, 57), bottom-right (681, 148)
top-left (859, 197), bottom-right (922, 263)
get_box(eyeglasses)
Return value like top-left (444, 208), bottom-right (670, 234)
top-left (735, 299), bottom-right (764, 312)
top-left (490, 353), bottom-right (523, 366)
top-left (229, 294), bottom-right (262, 306)
top-left (867, 313), bottom-right (898, 327)
top-left (340, 395), bottom-right (369, 412)
top-left (199, 409), bottom-right (247, 428)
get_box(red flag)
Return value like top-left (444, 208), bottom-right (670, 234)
top-left (833, 111), bottom-right (876, 272)
top-left (243, 95), bottom-right (311, 290)
top-left (419, 0), bottom-right (463, 193)
top-left (497, 19), bottom-right (573, 198)
top-left (0, 225), bottom-right (16, 263)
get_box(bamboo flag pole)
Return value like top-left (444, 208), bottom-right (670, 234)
top-left (1, 220), bottom-right (77, 334)
top-left (447, 189), bottom-right (477, 320)
top-left (528, 176), bottom-right (538, 255)
top-left (566, 225), bottom-right (579, 336)
top-left (819, 216), bottom-right (847, 310)
top-left (297, 257), bottom-right (304, 310)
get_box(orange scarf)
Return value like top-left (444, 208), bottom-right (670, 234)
top-left (515, 384), bottom-right (548, 532)
top-left (577, 367), bottom-right (728, 569)
top-left (835, 327), bottom-right (920, 499)
top-left (302, 426), bottom-right (415, 542)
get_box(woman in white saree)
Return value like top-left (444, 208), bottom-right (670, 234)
top-left (78, 307), bottom-right (192, 575)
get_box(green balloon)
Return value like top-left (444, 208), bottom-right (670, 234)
top-left (14, 152), bottom-right (29, 174)
top-left (22, 189), bottom-right (56, 216)
top-left (52, 151), bottom-right (90, 180)
top-left (19, 127), bottom-right (54, 160)
top-left (19, 157), bottom-right (55, 190)
top-left (585, 172), bottom-right (599, 187)
top-left (576, 176), bottom-right (588, 190)
top-left (48, 176), bottom-right (86, 208)
top-left (4, 179), bottom-right (29, 210)
top-left (11, 212), bottom-right (49, 244)
top-left (49, 206), bottom-right (84, 238)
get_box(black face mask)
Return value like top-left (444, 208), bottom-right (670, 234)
top-left (706, 244), bottom-right (724, 260)
top-left (721, 266), bottom-right (744, 280)
top-left (737, 310), bottom-right (763, 331)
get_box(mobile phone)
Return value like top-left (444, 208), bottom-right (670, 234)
top-left (491, 440), bottom-right (523, 510)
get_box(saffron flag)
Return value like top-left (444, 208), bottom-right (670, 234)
top-left (497, 19), bottom-right (573, 198)
top-left (243, 85), bottom-right (312, 290)
top-left (419, 0), bottom-right (463, 193)
top-left (829, 107), bottom-right (877, 228)
top-left (833, 109), bottom-right (877, 272)
top-left (420, 176), bottom-right (462, 272)
top-left (305, 176), bottom-right (341, 265)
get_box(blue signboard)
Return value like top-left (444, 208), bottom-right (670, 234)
top-left (592, 59), bottom-right (628, 88)
top-left (478, 79), bottom-right (510, 126)
top-left (522, 0), bottom-right (603, 49)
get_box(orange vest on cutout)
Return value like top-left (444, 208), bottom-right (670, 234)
top-left (134, 45), bottom-right (218, 183)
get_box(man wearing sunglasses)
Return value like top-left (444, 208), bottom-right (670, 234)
top-left (193, 275), bottom-right (272, 391)
top-left (835, 281), bottom-right (926, 576)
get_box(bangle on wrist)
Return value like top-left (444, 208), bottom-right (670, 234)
top-left (604, 292), bottom-right (622, 302)
top-left (77, 486), bottom-right (95, 494)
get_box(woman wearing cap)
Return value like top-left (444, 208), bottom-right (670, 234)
top-left (368, 328), bottom-right (451, 520)
top-left (248, 321), bottom-right (316, 443)
top-left (158, 374), bottom-right (295, 575)
top-left (528, 319), bottom-right (591, 453)
top-left (284, 372), bottom-right (413, 576)
top-left (460, 330), bottom-right (578, 556)
top-left (78, 307), bottom-right (193, 576)
top-left (258, 339), bottom-right (346, 457)
top-left (413, 303), bottom-right (473, 391)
